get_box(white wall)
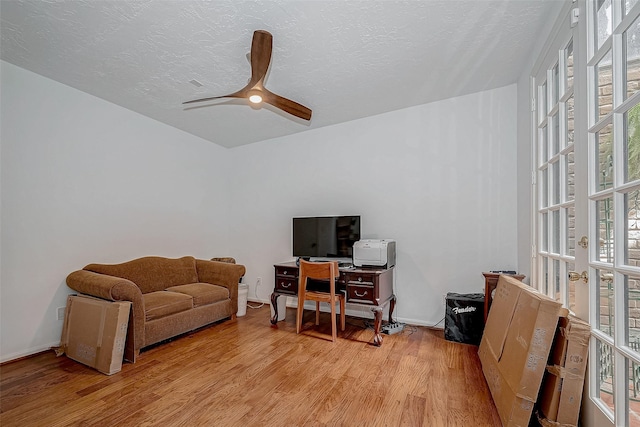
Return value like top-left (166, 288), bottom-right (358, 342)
top-left (0, 61), bottom-right (231, 362)
top-left (228, 85), bottom-right (520, 326)
top-left (1, 60), bottom-right (521, 360)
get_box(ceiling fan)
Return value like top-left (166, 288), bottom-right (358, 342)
top-left (183, 30), bottom-right (312, 121)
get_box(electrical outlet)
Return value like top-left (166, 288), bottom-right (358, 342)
top-left (256, 277), bottom-right (261, 288)
top-left (57, 306), bottom-right (66, 321)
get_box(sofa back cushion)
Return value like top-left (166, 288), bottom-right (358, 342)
top-left (84, 256), bottom-right (199, 294)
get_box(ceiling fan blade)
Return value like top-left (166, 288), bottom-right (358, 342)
top-left (249, 30), bottom-right (272, 86)
top-left (262, 89), bottom-right (312, 121)
top-left (182, 89), bottom-right (246, 105)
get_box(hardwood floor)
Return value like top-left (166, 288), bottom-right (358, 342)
top-left (1, 305), bottom-right (501, 426)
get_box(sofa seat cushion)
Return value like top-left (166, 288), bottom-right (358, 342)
top-left (165, 283), bottom-right (230, 308)
top-left (144, 291), bottom-right (193, 321)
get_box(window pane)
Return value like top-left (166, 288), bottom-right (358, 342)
top-left (553, 209), bottom-right (560, 253)
top-left (597, 197), bottom-right (615, 263)
top-left (626, 15), bottom-right (640, 100)
top-left (568, 260), bottom-right (576, 312)
top-left (597, 123), bottom-right (614, 190)
top-left (625, 274), bottom-right (640, 349)
top-left (566, 95), bottom-right (575, 147)
top-left (627, 104), bottom-right (640, 182)
top-left (597, 268), bottom-right (615, 337)
top-left (565, 40), bottom-right (574, 93)
top-left (597, 0), bottom-right (613, 50)
top-left (626, 0), bottom-right (640, 16)
top-left (552, 161), bottom-right (560, 205)
top-left (626, 190), bottom-right (640, 266)
top-left (597, 50), bottom-right (613, 122)
top-left (567, 205), bottom-right (576, 257)
top-left (566, 151), bottom-right (576, 201)
top-left (597, 340), bottom-right (616, 414)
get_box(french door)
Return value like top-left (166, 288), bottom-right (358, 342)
top-left (534, 1), bottom-right (640, 425)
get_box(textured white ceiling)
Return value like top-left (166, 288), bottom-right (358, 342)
top-left (0, 0), bottom-right (562, 148)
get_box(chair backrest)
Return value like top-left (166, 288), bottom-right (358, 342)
top-left (298, 260), bottom-right (340, 296)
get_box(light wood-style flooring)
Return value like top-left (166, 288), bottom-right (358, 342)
top-left (1, 305), bottom-right (501, 426)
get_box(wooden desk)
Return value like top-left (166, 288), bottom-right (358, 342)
top-left (482, 272), bottom-right (525, 322)
top-left (271, 261), bottom-right (396, 346)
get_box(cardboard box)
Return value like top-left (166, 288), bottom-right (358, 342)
top-left (59, 295), bottom-right (131, 375)
top-left (537, 315), bottom-right (589, 426)
top-left (478, 275), bottom-right (562, 427)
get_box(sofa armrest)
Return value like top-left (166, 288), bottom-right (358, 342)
top-left (196, 260), bottom-right (246, 314)
top-left (66, 270), bottom-right (145, 360)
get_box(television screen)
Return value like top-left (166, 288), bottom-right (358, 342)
top-left (293, 216), bottom-right (361, 258)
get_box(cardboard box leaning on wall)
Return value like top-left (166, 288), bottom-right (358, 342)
top-left (57, 295), bottom-right (131, 375)
top-left (478, 274), bottom-right (563, 427)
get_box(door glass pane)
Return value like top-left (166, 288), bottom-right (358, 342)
top-left (626, 190), bottom-right (640, 266)
top-left (567, 95), bottom-right (575, 147)
top-left (598, 197), bottom-right (615, 263)
top-left (626, 104), bottom-right (640, 183)
top-left (597, 268), bottom-right (615, 337)
top-left (553, 210), bottom-right (560, 253)
top-left (566, 151), bottom-right (576, 201)
top-left (626, 15), bottom-right (640, 100)
top-left (597, 123), bottom-right (615, 190)
top-left (553, 161), bottom-right (560, 205)
top-left (597, 339), bottom-right (616, 413)
top-left (552, 113), bottom-right (560, 156)
top-left (597, 50), bottom-right (614, 122)
top-left (542, 212), bottom-right (549, 251)
top-left (541, 125), bottom-right (549, 164)
top-left (565, 40), bottom-right (574, 93)
top-left (542, 168), bottom-right (549, 208)
top-left (597, 0), bottom-right (613, 50)
top-left (540, 82), bottom-right (548, 124)
top-left (552, 63), bottom-right (560, 105)
top-left (568, 260), bottom-right (576, 312)
top-left (567, 205), bottom-right (576, 257)
top-left (554, 259), bottom-right (561, 301)
top-left (627, 0), bottom-right (640, 16)
top-left (542, 257), bottom-right (549, 294)
top-left (628, 357), bottom-right (640, 425)
top-left (625, 274), bottom-right (640, 347)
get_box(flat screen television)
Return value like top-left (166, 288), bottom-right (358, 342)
top-left (293, 215), bottom-right (361, 259)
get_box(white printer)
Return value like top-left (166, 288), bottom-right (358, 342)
top-left (353, 239), bottom-right (396, 268)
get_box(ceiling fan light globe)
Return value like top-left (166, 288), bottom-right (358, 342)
top-left (249, 94), bottom-right (263, 104)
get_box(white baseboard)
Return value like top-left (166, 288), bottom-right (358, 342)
top-left (1, 342), bottom-right (60, 364)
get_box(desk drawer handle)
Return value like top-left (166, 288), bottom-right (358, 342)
top-left (283, 270), bottom-right (288, 275)
top-left (280, 282), bottom-right (291, 288)
top-left (358, 277), bottom-right (362, 282)
top-left (355, 290), bottom-right (368, 297)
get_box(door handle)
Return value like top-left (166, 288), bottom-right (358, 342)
top-left (568, 271), bottom-right (588, 283)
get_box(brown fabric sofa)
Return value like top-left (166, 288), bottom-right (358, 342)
top-left (66, 256), bottom-right (246, 362)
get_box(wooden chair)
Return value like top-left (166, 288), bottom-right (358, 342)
top-left (296, 260), bottom-right (346, 342)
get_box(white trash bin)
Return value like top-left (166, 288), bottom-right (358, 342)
top-left (237, 283), bottom-right (248, 317)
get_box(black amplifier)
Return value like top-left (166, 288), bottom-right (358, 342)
top-left (444, 292), bottom-right (485, 345)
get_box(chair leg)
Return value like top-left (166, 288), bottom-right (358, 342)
top-left (315, 301), bottom-right (320, 326)
top-left (296, 295), bottom-right (305, 334)
top-left (331, 300), bottom-right (337, 342)
top-left (340, 297), bottom-right (346, 331)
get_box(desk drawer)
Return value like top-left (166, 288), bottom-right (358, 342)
top-left (275, 266), bottom-right (298, 278)
top-left (275, 277), bottom-right (298, 294)
top-left (346, 283), bottom-right (375, 304)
